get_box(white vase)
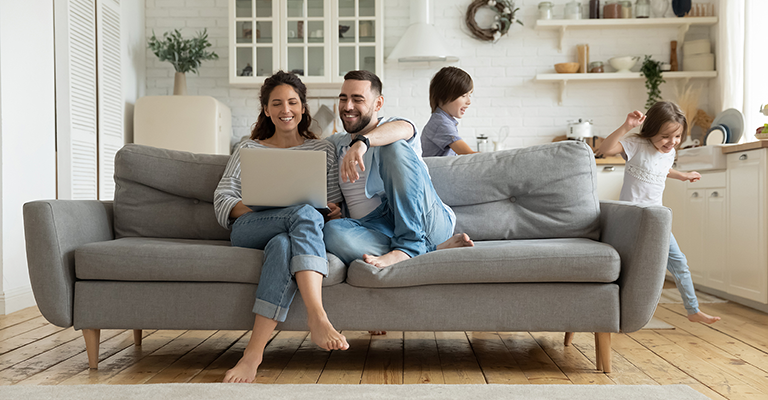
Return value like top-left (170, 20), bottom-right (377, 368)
top-left (650, 0), bottom-right (670, 18)
top-left (173, 72), bottom-right (187, 95)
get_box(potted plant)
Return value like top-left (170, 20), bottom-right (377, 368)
top-left (147, 29), bottom-right (219, 95)
top-left (640, 55), bottom-right (665, 109)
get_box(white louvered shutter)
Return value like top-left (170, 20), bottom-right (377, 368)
top-left (55, 0), bottom-right (98, 200)
top-left (97, 0), bottom-right (123, 200)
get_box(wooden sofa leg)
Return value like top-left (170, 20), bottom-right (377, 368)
top-left (133, 329), bottom-right (143, 346)
top-left (82, 329), bottom-right (100, 369)
top-left (564, 332), bottom-right (574, 346)
top-left (595, 332), bottom-right (612, 373)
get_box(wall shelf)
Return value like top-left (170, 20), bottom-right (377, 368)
top-left (534, 17), bottom-right (718, 51)
top-left (536, 71), bottom-right (717, 104)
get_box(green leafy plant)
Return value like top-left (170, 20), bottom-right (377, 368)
top-left (640, 55), bottom-right (665, 109)
top-left (147, 29), bottom-right (219, 74)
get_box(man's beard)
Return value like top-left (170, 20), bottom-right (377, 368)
top-left (342, 111), bottom-right (373, 134)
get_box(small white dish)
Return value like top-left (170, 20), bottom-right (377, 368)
top-left (704, 125), bottom-right (729, 146)
top-left (608, 56), bottom-right (639, 73)
top-left (712, 108), bottom-right (744, 143)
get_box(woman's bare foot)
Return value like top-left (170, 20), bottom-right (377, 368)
top-left (363, 250), bottom-right (410, 268)
top-left (687, 311), bottom-right (720, 324)
top-left (437, 233), bottom-right (475, 250)
top-left (308, 316), bottom-right (349, 350)
top-left (223, 351), bottom-right (262, 383)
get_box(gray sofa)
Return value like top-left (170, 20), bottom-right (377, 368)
top-left (23, 141), bottom-right (671, 374)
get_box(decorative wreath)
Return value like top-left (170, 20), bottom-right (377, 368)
top-left (465, 0), bottom-right (523, 42)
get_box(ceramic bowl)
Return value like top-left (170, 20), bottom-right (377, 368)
top-left (756, 133), bottom-right (768, 141)
top-left (608, 56), bottom-right (639, 73)
top-left (554, 62), bottom-right (580, 73)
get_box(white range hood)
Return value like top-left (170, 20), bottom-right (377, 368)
top-left (386, 0), bottom-right (458, 63)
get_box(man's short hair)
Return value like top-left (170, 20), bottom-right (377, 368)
top-left (429, 66), bottom-right (473, 113)
top-left (343, 70), bottom-right (383, 97)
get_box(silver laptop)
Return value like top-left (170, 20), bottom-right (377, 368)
top-left (240, 147), bottom-right (329, 213)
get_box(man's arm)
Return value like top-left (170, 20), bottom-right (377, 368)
top-left (342, 120), bottom-right (414, 182)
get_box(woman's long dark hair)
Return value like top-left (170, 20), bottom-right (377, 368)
top-left (251, 71), bottom-right (316, 140)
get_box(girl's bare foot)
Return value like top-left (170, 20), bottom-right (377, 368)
top-left (308, 316), bottom-right (349, 350)
top-left (687, 311), bottom-right (720, 324)
top-left (223, 351), bottom-right (262, 383)
top-left (363, 250), bottom-right (410, 268)
top-left (437, 233), bottom-right (475, 250)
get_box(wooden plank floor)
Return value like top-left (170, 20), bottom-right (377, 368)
top-left (2, 291), bottom-right (767, 399)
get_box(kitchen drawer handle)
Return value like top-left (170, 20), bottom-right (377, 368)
top-left (739, 154), bottom-right (748, 160)
top-left (691, 192), bottom-right (699, 198)
top-left (711, 191), bottom-right (719, 197)
top-left (603, 166), bottom-right (615, 172)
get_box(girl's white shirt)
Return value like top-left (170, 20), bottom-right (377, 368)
top-left (619, 136), bottom-right (676, 206)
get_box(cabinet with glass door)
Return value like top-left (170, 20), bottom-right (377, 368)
top-left (229, 0), bottom-right (383, 86)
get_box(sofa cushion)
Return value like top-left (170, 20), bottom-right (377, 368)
top-left (346, 238), bottom-right (620, 288)
top-left (424, 141), bottom-right (600, 240)
top-left (75, 238), bottom-right (346, 287)
top-left (113, 144), bottom-right (231, 240)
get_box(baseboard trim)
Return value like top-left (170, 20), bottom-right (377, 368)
top-left (0, 286), bottom-right (37, 315)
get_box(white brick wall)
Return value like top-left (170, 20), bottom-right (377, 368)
top-left (145, 0), bottom-right (717, 149)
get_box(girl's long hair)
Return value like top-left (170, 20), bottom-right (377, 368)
top-left (251, 71), bottom-right (316, 140)
top-left (638, 101), bottom-right (687, 140)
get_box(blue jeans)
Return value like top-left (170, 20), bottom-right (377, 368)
top-left (230, 204), bottom-right (327, 322)
top-left (323, 140), bottom-right (455, 265)
top-left (668, 233), bottom-right (699, 315)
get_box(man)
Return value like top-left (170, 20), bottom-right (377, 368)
top-left (324, 70), bottom-right (472, 268)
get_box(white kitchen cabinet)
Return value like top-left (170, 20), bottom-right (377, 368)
top-left (726, 149), bottom-right (768, 303)
top-left (229, 0), bottom-right (383, 86)
top-left (595, 164), bottom-right (624, 201)
top-left (664, 172), bottom-right (726, 291)
top-left (665, 148), bottom-right (768, 306)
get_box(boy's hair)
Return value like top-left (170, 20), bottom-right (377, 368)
top-left (429, 67), bottom-right (473, 113)
top-left (638, 101), bottom-right (687, 140)
top-left (344, 70), bottom-right (383, 97)
top-left (251, 70), bottom-right (315, 141)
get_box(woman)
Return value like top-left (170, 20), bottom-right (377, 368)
top-left (214, 71), bottom-right (348, 384)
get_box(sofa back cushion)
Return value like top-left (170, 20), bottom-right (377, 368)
top-left (114, 144), bottom-right (231, 240)
top-left (424, 141), bottom-right (601, 240)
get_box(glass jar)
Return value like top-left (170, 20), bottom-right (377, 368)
top-left (538, 2), bottom-right (553, 20)
top-left (565, 1), bottom-right (582, 19)
top-left (620, 1), bottom-right (632, 18)
top-left (589, 61), bottom-right (604, 73)
top-left (635, 0), bottom-right (650, 18)
top-left (603, 1), bottom-right (622, 18)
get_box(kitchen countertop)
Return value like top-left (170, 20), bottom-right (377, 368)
top-left (595, 155), bottom-right (625, 165)
top-left (721, 141), bottom-right (768, 154)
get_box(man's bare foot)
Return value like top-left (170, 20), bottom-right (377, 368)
top-left (368, 331), bottom-right (387, 335)
top-left (308, 316), bottom-right (349, 350)
top-left (436, 233), bottom-right (475, 250)
top-left (687, 311), bottom-right (720, 324)
top-left (223, 351), bottom-right (262, 383)
top-left (363, 250), bottom-right (410, 268)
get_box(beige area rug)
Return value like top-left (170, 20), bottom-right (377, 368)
top-left (0, 383), bottom-right (709, 400)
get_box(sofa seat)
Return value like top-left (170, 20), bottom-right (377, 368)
top-left (347, 238), bottom-right (620, 288)
top-left (75, 237), bottom-right (347, 286)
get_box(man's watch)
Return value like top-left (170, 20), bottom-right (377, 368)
top-left (350, 135), bottom-right (370, 150)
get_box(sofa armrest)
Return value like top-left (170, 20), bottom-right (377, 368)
top-left (599, 200), bottom-right (672, 333)
top-left (23, 200), bottom-right (114, 327)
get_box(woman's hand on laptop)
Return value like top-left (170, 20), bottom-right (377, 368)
top-left (341, 141), bottom-right (367, 183)
top-left (325, 202), bottom-right (342, 221)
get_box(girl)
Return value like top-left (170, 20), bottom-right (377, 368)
top-left (421, 66), bottom-right (476, 157)
top-left (598, 101), bottom-right (720, 324)
top-left (214, 71), bottom-right (349, 383)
